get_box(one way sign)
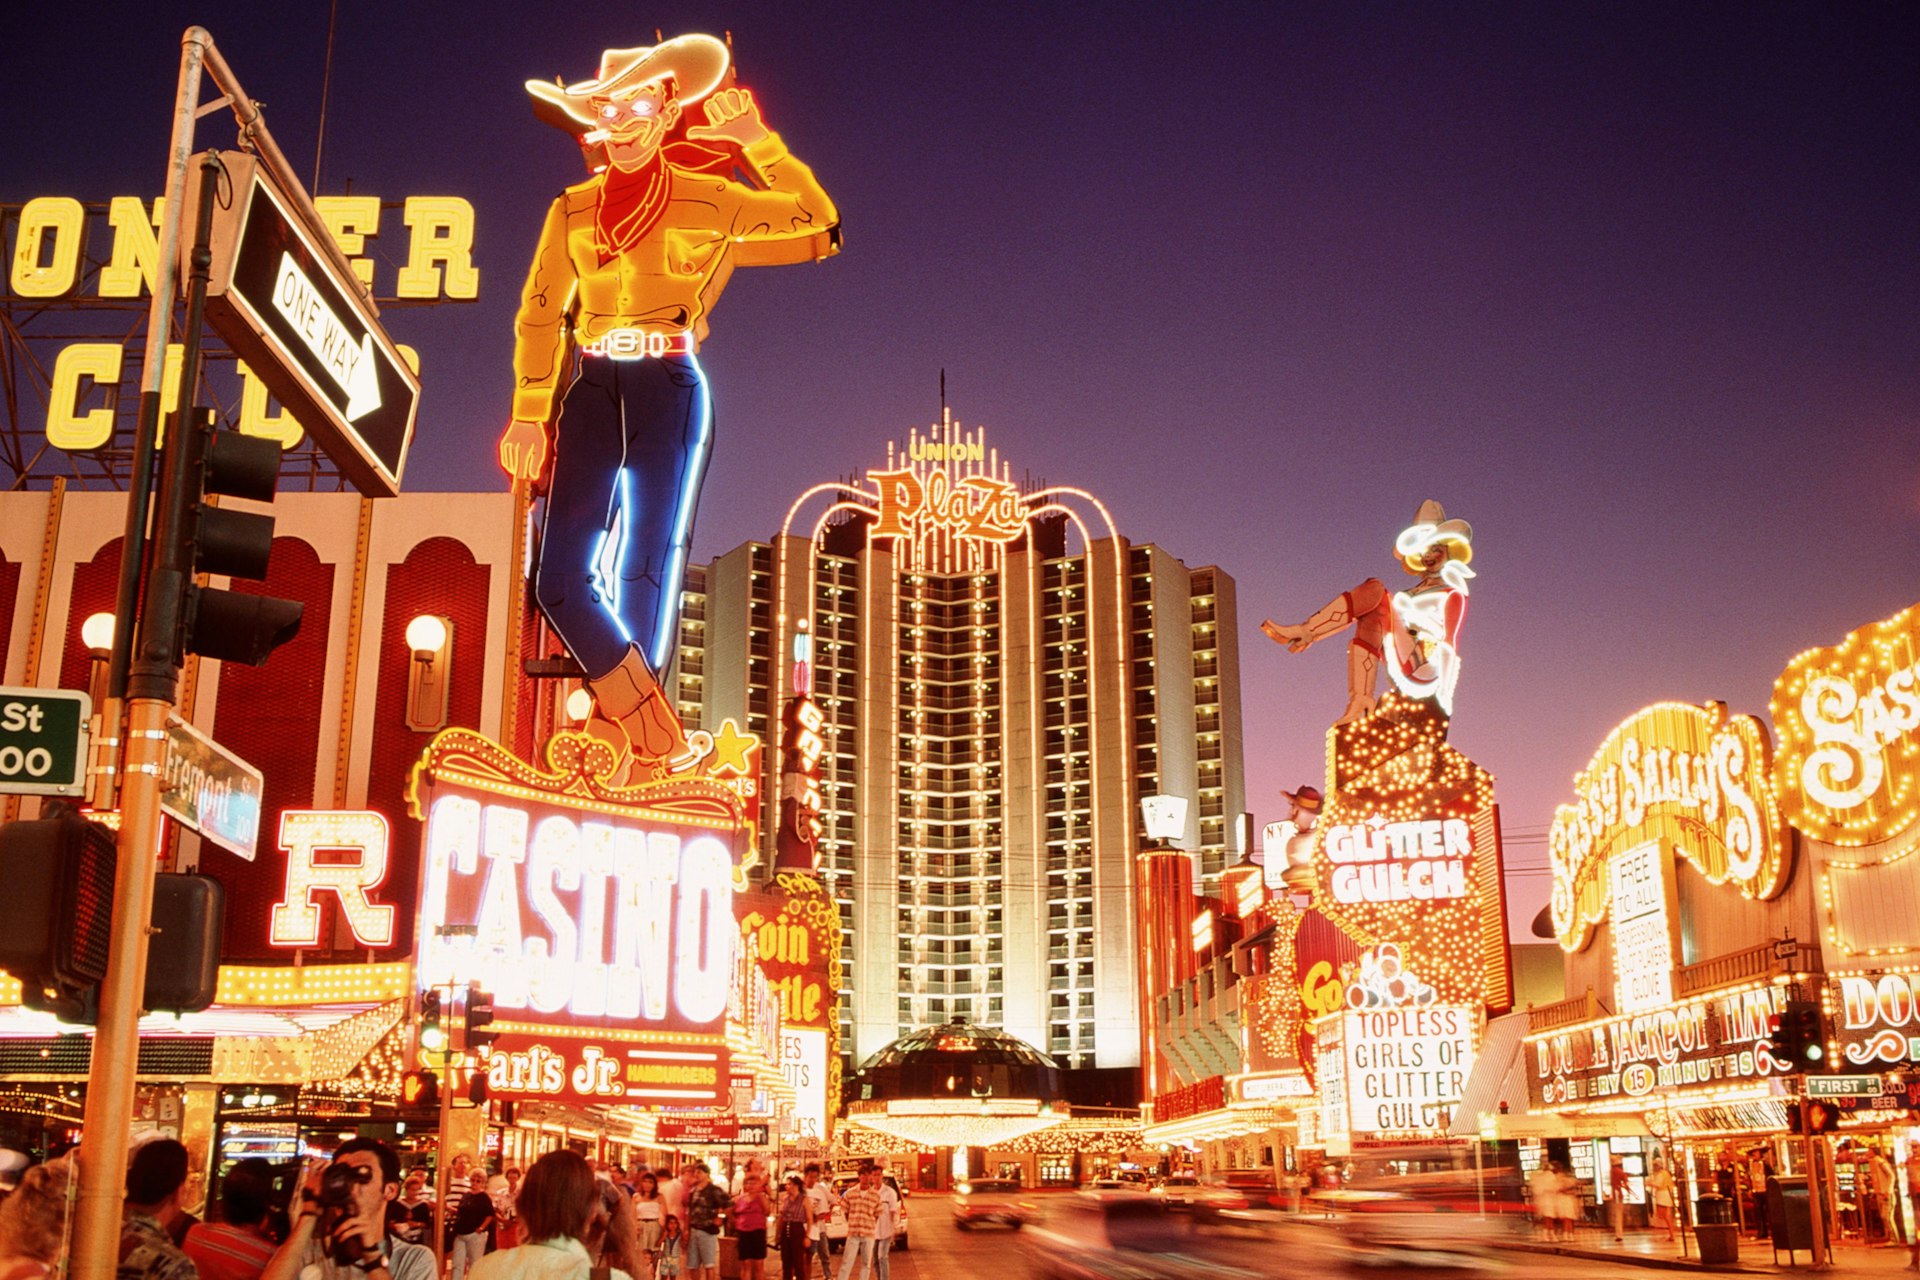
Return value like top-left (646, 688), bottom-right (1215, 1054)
top-left (193, 151), bottom-right (418, 496)
top-left (271, 252), bottom-right (383, 422)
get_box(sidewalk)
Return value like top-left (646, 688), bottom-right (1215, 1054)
top-left (1494, 1227), bottom-right (1918, 1277)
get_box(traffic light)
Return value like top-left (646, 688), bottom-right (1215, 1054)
top-left (0, 811), bottom-right (116, 1000)
top-left (420, 989), bottom-right (446, 1052)
top-left (400, 1069), bottom-right (439, 1109)
top-left (0, 816), bottom-right (228, 1022)
top-left (144, 874), bottom-right (224, 1013)
top-left (144, 407), bottom-right (302, 668)
top-left (1766, 1000), bottom-right (1827, 1071)
top-left (467, 1072), bottom-right (490, 1106)
top-left (1788, 1099), bottom-right (1841, 1134)
top-left (463, 983), bottom-right (497, 1055)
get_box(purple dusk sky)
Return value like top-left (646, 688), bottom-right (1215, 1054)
top-left (6, 3), bottom-right (1916, 939)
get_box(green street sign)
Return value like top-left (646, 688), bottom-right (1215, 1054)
top-left (1806, 1075), bottom-right (1884, 1098)
top-left (0, 687), bottom-right (91, 796)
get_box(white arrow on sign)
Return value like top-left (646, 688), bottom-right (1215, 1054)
top-left (272, 252), bottom-right (382, 422)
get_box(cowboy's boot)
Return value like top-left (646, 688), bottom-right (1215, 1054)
top-left (1268, 593), bottom-right (1357, 652)
top-left (587, 647), bottom-right (687, 765)
top-left (580, 707), bottom-right (635, 786)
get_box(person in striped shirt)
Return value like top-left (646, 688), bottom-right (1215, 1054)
top-left (183, 1161), bottom-right (278, 1280)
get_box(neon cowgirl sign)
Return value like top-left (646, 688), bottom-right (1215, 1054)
top-left (410, 729), bottom-right (750, 1106)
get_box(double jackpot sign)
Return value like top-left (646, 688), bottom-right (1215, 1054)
top-left (410, 730), bottom-right (754, 1108)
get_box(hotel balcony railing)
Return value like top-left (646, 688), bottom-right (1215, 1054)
top-left (1526, 989), bottom-right (1608, 1032)
top-left (1677, 939), bottom-right (1824, 996)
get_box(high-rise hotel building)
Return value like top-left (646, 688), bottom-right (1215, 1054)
top-left (672, 418), bottom-right (1245, 1074)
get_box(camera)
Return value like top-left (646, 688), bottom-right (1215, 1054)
top-left (319, 1162), bottom-right (375, 1264)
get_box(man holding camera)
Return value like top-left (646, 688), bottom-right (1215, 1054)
top-left (261, 1140), bottom-right (433, 1280)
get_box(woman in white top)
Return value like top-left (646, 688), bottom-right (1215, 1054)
top-left (469, 1151), bottom-right (629, 1280)
top-left (631, 1172), bottom-right (666, 1273)
top-left (1648, 1159), bottom-right (1678, 1241)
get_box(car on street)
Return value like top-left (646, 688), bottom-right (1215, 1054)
top-left (952, 1177), bottom-right (1038, 1229)
top-left (1155, 1173), bottom-right (1203, 1209)
top-left (1023, 1190), bottom-right (1270, 1280)
top-left (1191, 1169), bottom-right (1288, 1224)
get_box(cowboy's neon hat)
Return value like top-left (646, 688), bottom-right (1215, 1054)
top-left (527, 35), bottom-right (730, 133)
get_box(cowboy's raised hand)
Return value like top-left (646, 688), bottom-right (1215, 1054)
top-left (499, 418), bottom-right (549, 490)
top-left (688, 87), bottom-right (770, 147)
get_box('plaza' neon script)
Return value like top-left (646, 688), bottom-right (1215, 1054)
top-left (868, 468), bottom-right (1022, 544)
top-left (416, 794), bottom-right (735, 1026)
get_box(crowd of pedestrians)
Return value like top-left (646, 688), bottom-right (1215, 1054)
top-left (0, 1142), bottom-right (906, 1280)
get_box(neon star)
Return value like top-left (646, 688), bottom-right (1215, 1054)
top-left (709, 718), bottom-right (758, 776)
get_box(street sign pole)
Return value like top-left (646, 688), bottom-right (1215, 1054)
top-left (70, 142), bottom-right (223, 1280)
top-left (71, 29), bottom-right (406, 1280)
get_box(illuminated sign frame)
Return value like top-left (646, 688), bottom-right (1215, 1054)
top-left (1525, 980), bottom-right (1788, 1112)
top-left (1831, 970), bottom-right (1920, 1067)
top-left (1308, 703), bottom-right (1510, 1010)
top-left (740, 872), bottom-right (841, 1141)
top-left (1338, 1003), bottom-right (1476, 1136)
top-left (774, 623), bottom-right (824, 869)
top-left (1548, 701), bottom-right (1790, 954)
top-left (408, 728), bottom-right (754, 1108)
top-left (1772, 602), bottom-right (1920, 847)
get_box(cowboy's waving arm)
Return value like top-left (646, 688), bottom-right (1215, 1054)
top-left (690, 89), bottom-right (840, 263)
top-left (500, 195), bottom-right (575, 484)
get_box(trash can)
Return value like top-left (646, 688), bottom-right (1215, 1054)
top-left (1695, 1222), bottom-right (1740, 1264)
top-left (1693, 1195), bottom-right (1739, 1264)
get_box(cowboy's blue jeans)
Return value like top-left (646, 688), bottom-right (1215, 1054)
top-left (535, 354), bottom-right (711, 681)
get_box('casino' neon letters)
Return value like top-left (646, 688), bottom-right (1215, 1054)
top-left (417, 793), bottom-right (734, 1024)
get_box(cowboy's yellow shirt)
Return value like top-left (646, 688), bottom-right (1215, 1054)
top-left (510, 131), bottom-right (838, 423)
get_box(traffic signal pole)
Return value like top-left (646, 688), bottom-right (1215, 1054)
top-left (434, 1044), bottom-right (455, 1271)
top-left (73, 29), bottom-right (339, 1280)
top-left (69, 147), bottom-right (223, 1280)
